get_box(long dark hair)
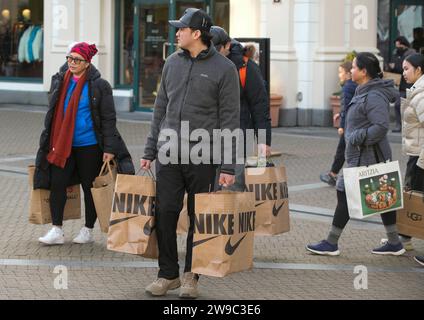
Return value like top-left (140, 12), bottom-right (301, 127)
top-left (355, 52), bottom-right (383, 79)
top-left (404, 53), bottom-right (424, 74)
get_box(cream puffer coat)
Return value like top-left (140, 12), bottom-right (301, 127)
top-left (402, 75), bottom-right (424, 169)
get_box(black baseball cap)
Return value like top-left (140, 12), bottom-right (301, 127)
top-left (169, 8), bottom-right (213, 32)
top-left (210, 26), bottom-right (231, 47)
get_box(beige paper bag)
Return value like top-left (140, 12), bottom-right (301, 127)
top-left (397, 191), bottom-right (424, 240)
top-left (245, 166), bottom-right (290, 235)
top-left (107, 172), bottom-right (158, 259)
top-left (177, 193), bottom-right (189, 235)
top-left (91, 160), bottom-right (117, 233)
top-left (192, 191), bottom-right (255, 277)
top-left (28, 165), bottom-right (81, 224)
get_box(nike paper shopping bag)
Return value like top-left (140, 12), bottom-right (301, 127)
top-left (192, 191), bottom-right (255, 277)
top-left (107, 171), bottom-right (158, 259)
top-left (177, 193), bottom-right (189, 235)
top-left (245, 165), bottom-right (290, 235)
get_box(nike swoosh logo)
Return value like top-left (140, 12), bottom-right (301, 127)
top-left (255, 201), bottom-right (266, 207)
top-left (272, 201), bottom-right (285, 217)
top-left (109, 216), bottom-right (137, 227)
top-left (143, 218), bottom-right (156, 236)
top-left (192, 235), bottom-right (220, 248)
top-left (225, 234), bottom-right (247, 256)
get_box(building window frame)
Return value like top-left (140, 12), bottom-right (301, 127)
top-left (114, 0), bottom-right (230, 111)
top-left (0, 0), bottom-right (44, 83)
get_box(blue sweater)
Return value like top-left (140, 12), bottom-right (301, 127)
top-left (64, 78), bottom-right (98, 147)
top-left (340, 79), bottom-right (358, 129)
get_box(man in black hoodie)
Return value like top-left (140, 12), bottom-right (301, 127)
top-left (389, 36), bottom-right (416, 132)
top-left (210, 26), bottom-right (272, 190)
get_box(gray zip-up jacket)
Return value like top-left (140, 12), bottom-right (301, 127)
top-left (337, 78), bottom-right (398, 191)
top-left (143, 45), bottom-right (240, 174)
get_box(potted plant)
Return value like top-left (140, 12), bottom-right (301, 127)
top-left (270, 94), bottom-right (283, 127)
top-left (330, 91), bottom-right (341, 128)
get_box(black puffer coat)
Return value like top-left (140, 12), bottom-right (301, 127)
top-left (228, 40), bottom-right (271, 146)
top-left (34, 64), bottom-right (135, 189)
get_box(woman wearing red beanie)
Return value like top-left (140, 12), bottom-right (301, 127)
top-left (34, 42), bottom-right (134, 245)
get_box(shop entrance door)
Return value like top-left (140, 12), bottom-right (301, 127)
top-left (133, 0), bottom-right (210, 111)
top-left (390, 1), bottom-right (424, 54)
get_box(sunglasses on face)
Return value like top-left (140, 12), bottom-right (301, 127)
top-left (66, 55), bottom-right (87, 65)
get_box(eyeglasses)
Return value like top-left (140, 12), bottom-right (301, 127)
top-left (66, 55), bottom-right (87, 65)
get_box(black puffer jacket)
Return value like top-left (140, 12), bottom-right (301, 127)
top-left (228, 40), bottom-right (271, 146)
top-left (34, 64), bottom-right (135, 189)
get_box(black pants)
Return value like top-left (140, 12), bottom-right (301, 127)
top-left (155, 163), bottom-right (217, 280)
top-left (50, 145), bottom-right (103, 228)
top-left (405, 156), bottom-right (424, 192)
top-left (394, 90), bottom-right (406, 128)
top-left (332, 190), bottom-right (396, 229)
top-left (331, 134), bottom-right (346, 174)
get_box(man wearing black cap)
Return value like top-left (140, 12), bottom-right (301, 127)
top-left (140, 8), bottom-right (240, 299)
top-left (211, 26), bottom-right (272, 190)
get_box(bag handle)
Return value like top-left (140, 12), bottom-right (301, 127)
top-left (356, 140), bottom-right (386, 167)
top-left (136, 167), bottom-right (155, 180)
top-left (404, 189), bottom-right (424, 202)
top-left (214, 184), bottom-right (236, 194)
top-left (98, 159), bottom-right (117, 179)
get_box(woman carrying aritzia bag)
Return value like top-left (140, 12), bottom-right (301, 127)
top-left (306, 52), bottom-right (405, 256)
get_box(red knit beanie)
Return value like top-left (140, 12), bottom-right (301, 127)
top-left (70, 42), bottom-right (98, 63)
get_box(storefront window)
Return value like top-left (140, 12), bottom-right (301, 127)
top-left (0, 0), bottom-right (43, 79)
top-left (213, 0), bottom-right (229, 32)
top-left (116, 0), bottom-right (134, 86)
top-left (115, 0), bottom-right (230, 109)
top-left (377, 0), bottom-right (391, 68)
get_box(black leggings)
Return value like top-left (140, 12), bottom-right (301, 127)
top-left (330, 134), bottom-right (346, 174)
top-left (332, 190), bottom-right (396, 229)
top-left (50, 145), bottom-right (103, 228)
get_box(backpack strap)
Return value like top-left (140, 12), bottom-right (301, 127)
top-left (239, 56), bottom-right (249, 89)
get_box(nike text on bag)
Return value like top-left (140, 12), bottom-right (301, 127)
top-left (343, 160), bottom-right (403, 219)
top-left (244, 166), bottom-right (290, 235)
top-left (28, 165), bottom-right (81, 224)
top-left (91, 160), bottom-right (117, 233)
top-left (177, 193), bottom-right (189, 235)
top-left (106, 172), bottom-right (158, 259)
top-left (192, 191), bottom-right (255, 277)
top-left (396, 191), bottom-right (424, 240)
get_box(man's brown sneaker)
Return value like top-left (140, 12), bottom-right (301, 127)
top-left (179, 272), bottom-right (199, 299)
top-left (145, 277), bottom-right (181, 296)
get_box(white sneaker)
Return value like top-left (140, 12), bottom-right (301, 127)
top-left (72, 227), bottom-right (94, 244)
top-left (38, 226), bottom-right (65, 245)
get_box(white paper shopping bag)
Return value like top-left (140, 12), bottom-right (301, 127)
top-left (343, 160), bottom-right (403, 219)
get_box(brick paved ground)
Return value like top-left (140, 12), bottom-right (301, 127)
top-left (0, 105), bottom-right (423, 300)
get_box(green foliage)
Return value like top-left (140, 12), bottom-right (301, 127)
top-left (343, 51), bottom-right (357, 63)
